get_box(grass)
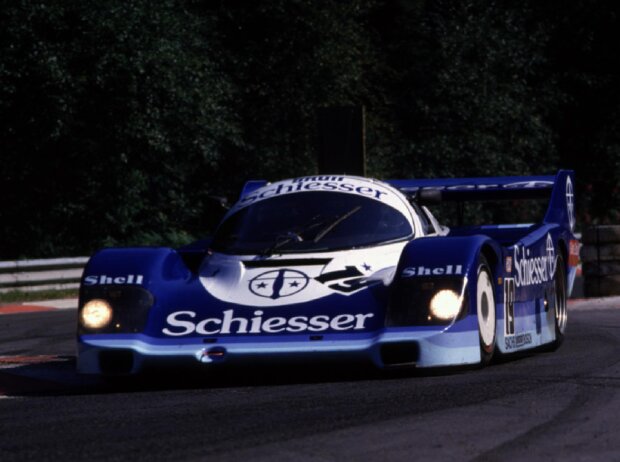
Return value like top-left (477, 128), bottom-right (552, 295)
top-left (0, 288), bottom-right (79, 304)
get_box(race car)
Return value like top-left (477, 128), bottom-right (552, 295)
top-left (77, 171), bottom-right (579, 375)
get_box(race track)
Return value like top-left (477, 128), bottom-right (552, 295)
top-left (1, 299), bottom-right (620, 461)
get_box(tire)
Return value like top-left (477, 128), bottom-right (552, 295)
top-left (477, 256), bottom-right (496, 365)
top-left (549, 254), bottom-right (568, 349)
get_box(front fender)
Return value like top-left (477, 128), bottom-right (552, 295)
top-left (78, 247), bottom-right (195, 337)
top-left (81, 247), bottom-right (192, 291)
top-left (387, 235), bottom-right (501, 326)
top-left (396, 235), bottom-right (501, 283)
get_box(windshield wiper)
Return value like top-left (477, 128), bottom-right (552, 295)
top-left (313, 206), bottom-right (362, 243)
top-left (260, 231), bottom-right (304, 256)
top-left (258, 206), bottom-right (362, 255)
top-left (258, 214), bottom-right (329, 256)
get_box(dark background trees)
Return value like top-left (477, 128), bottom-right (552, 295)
top-left (1, 0), bottom-right (618, 258)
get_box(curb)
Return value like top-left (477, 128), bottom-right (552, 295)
top-left (0, 298), bottom-right (78, 315)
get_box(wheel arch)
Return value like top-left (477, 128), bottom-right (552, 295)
top-left (479, 243), bottom-right (500, 277)
top-left (557, 237), bottom-right (569, 274)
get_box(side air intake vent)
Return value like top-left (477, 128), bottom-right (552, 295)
top-left (380, 342), bottom-right (419, 366)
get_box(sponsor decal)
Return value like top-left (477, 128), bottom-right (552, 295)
top-left (505, 332), bottom-right (533, 350)
top-left (249, 269), bottom-right (309, 299)
top-left (401, 265), bottom-right (463, 278)
top-left (505, 256), bottom-right (513, 273)
top-left (566, 176), bottom-right (575, 231)
top-left (162, 309), bottom-right (375, 336)
top-left (202, 263), bottom-right (394, 308)
top-left (201, 246), bottom-right (405, 307)
top-left (315, 265), bottom-right (381, 293)
top-left (238, 177), bottom-right (390, 206)
top-left (400, 180), bottom-right (554, 194)
top-left (504, 180), bottom-right (554, 189)
top-left (504, 278), bottom-right (516, 335)
top-left (246, 265), bottom-right (387, 301)
top-left (292, 175), bottom-right (345, 183)
top-left (513, 234), bottom-right (556, 287)
top-left (83, 274), bottom-right (144, 286)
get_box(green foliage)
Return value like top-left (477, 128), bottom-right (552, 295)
top-left (0, 0), bottom-right (618, 258)
top-left (0, 288), bottom-right (78, 304)
top-left (0, 0), bottom-right (239, 257)
top-left (208, 0), bottom-right (376, 180)
top-left (367, 0), bottom-right (560, 179)
top-left (536, 0), bottom-right (620, 225)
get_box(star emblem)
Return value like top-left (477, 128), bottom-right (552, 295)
top-left (249, 269), bottom-right (310, 299)
top-left (362, 263), bottom-right (372, 271)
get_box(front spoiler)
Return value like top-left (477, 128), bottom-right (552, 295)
top-left (78, 327), bottom-right (482, 375)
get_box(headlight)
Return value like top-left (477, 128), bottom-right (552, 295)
top-left (429, 289), bottom-right (462, 321)
top-left (80, 299), bottom-right (113, 330)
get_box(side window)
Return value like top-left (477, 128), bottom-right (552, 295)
top-left (410, 202), bottom-right (431, 235)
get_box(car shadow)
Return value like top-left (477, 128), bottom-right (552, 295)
top-left (0, 355), bottom-right (482, 397)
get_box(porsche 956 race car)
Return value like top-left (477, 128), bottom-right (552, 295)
top-left (77, 171), bottom-right (578, 375)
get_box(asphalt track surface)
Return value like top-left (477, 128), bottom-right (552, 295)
top-left (1, 298), bottom-right (620, 461)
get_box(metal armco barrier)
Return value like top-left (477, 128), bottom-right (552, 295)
top-left (581, 225), bottom-right (620, 297)
top-left (0, 257), bottom-right (88, 293)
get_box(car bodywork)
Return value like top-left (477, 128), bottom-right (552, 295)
top-left (77, 171), bottom-right (578, 375)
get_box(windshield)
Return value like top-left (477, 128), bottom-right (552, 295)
top-left (212, 191), bottom-right (413, 255)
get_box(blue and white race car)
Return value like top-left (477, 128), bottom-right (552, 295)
top-left (77, 171), bottom-right (579, 375)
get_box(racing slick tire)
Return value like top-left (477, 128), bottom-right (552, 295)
top-left (477, 256), bottom-right (496, 366)
top-left (548, 254), bottom-right (568, 350)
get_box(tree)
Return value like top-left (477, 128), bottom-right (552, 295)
top-left (0, 0), bottom-right (239, 257)
top-left (367, 0), bottom-right (560, 180)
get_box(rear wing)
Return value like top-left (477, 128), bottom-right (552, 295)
top-left (386, 170), bottom-right (576, 232)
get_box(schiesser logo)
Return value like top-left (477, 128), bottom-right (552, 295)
top-left (249, 269), bottom-right (309, 299)
top-left (513, 233), bottom-right (556, 287)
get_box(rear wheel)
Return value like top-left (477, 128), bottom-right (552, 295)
top-left (477, 257), bottom-right (496, 365)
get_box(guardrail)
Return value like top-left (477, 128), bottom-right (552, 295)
top-left (0, 257), bottom-right (88, 293)
top-left (581, 225), bottom-right (620, 297)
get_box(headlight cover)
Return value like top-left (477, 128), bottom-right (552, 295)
top-left (429, 289), bottom-right (462, 321)
top-left (387, 276), bottom-right (468, 326)
top-left (80, 299), bottom-right (113, 330)
top-left (78, 286), bottom-right (154, 334)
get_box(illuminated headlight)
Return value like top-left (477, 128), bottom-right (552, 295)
top-left (429, 289), bottom-right (462, 321)
top-left (80, 299), bottom-right (113, 330)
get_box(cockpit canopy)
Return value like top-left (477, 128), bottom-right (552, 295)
top-left (211, 191), bottom-right (413, 255)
